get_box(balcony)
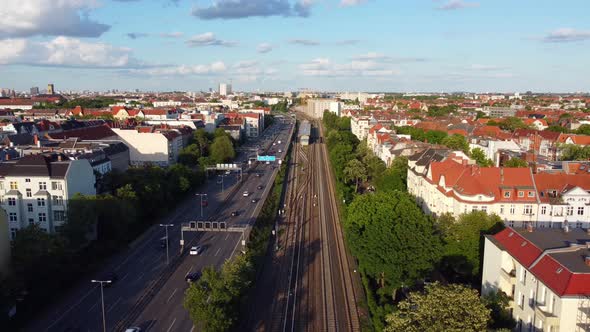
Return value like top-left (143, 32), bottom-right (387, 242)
top-left (535, 306), bottom-right (559, 326)
top-left (500, 268), bottom-right (516, 284)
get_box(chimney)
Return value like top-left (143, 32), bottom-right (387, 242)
top-left (526, 223), bottom-right (534, 233)
top-left (585, 256), bottom-right (590, 267)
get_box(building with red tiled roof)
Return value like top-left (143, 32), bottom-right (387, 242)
top-left (513, 129), bottom-right (560, 161)
top-left (47, 124), bottom-right (118, 141)
top-left (482, 227), bottom-right (590, 332)
top-left (557, 133), bottom-right (590, 146)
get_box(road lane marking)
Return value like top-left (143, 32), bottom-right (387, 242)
top-left (224, 233), bottom-right (229, 241)
top-left (167, 288), bottom-right (178, 303)
top-left (107, 297), bottom-right (122, 313)
top-left (145, 319), bottom-right (156, 331)
top-left (46, 284), bottom-right (99, 329)
top-left (137, 272), bottom-right (145, 281)
top-left (215, 248), bottom-right (221, 256)
top-left (185, 267), bottom-right (192, 276)
top-left (120, 272), bottom-right (129, 283)
top-left (87, 301), bottom-right (98, 313)
top-left (166, 318), bottom-right (177, 332)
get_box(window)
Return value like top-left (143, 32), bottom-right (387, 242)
top-left (481, 206), bottom-right (488, 213)
top-left (529, 290), bottom-right (535, 307)
top-left (9, 213), bottom-right (17, 222)
top-left (10, 228), bottom-right (17, 239)
top-left (37, 198), bottom-right (45, 207)
top-left (51, 181), bottom-right (62, 190)
top-left (25, 178), bottom-right (31, 183)
top-left (504, 191), bottom-right (511, 198)
top-left (541, 206), bottom-right (547, 215)
top-left (39, 182), bottom-right (47, 190)
top-left (567, 206), bottom-right (574, 216)
top-left (528, 191), bottom-right (535, 197)
top-left (578, 207), bottom-right (584, 215)
top-left (53, 211), bottom-right (65, 222)
top-left (500, 205), bottom-right (505, 214)
top-left (518, 191), bottom-right (525, 198)
top-left (521, 269), bottom-right (527, 285)
top-left (52, 196), bottom-right (63, 206)
top-left (510, 205), bottom-right (516, 215)
top-left (8, 197), bottom-right (16, 206)
top-left (38, 213), bottom-right (46, 222)
top-left (472, 206), bottom-right (478, 212)
top-left (524, 205), bottom-right (533, 215)
top-left (27, 203), bottom-right (33, 212)
top-left (10, 181), bottom-right (17, 190)
top-left (28, 218), bottom-right (34, 226)
top-left (26, 189), bottom-right (31, 198)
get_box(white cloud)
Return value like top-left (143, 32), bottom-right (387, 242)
top-left (340, 0), bottom-right (368, 7)
top-left (0, 0), bottom-right (109, 38)
top-left (160, 31), bottom-right (184, 38)
top-left (0, 37), bottom-right (140, 68)
top-left (351, 52), bottom-right (428, 63)
top-left (185, 32), bottom-right (237, 47)
top-left (299, 58), bottom-right (400, 77)
top-left (437, 0), bottom-right (479, 10)
top-left (289, 39), bottom-right (320, 46)
top-left (257, 43), bottom-right (273, 53)
top-left (136, 62), bottom-right (227, 76)
top-left (543, 28), bottom-right (590, 43)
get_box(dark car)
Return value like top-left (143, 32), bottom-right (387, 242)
top-left (186, 272), bottom-right (202, 283)
top-left (231, 211), bottom-right (239, 217)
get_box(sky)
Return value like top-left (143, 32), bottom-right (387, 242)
top-left (0, 0), bottom-right (589, 93)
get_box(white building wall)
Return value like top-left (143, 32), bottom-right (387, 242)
top-left (112, 128), bottom-right (171, 166)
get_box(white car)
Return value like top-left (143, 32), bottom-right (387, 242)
top-left (189, 246), bottom-right (202, 255)
top-left (125, 328), bottom-right (142, 332)
top-left (243, 191), bottom-right (250, 197)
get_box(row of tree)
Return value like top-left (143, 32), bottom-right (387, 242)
top-left (177, 128), bottom-right (236, 168)
top-left (395, 126), bottom-right (470, 153)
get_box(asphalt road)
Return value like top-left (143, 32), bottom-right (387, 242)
top-left (27, 115), bottom-right (294, 332)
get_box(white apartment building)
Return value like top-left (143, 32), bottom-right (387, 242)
top-left (112, 127), bottom-right (185, 167)
top-left (407, 153), bottom-right (590, 228)
top-left (482, 227), bottom-right (590, 332)
top-left (0, 155), bottom-right (96, 239)
top-left (469, 139), bottom-right (522, 166)
top-left (142, 109), bottom-right (179, 120)
top-left (351, 115), bottom-right (375, 141)
top-left (219, 83), bottom-right (232, 96)
top-left (152, 100), bottom-right (182, 108)
top-left (306, 99), bottom-right (341, 118)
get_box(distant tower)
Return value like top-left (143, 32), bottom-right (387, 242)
top-left (47, 83), bottom-right (55, 95)
top-left (218, 83), bottom-right (232, 96)
top-left (30, 87), bottom-right (39, 96)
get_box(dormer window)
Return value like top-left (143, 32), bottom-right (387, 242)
top-left (528, 191), bottom-right (535, 198)
top-left (504, 191), bottom-right (511, 198)
top-left (518, 191), bottom-right (524, 198)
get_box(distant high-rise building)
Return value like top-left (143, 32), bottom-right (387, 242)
top-left (30, 87), bottom-right (39, 96)
top-left (47, 83), bottom-right (55, 95)
top-left (219, 83), bottom-right (232, 96)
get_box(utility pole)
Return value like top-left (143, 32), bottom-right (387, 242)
top-left (91, 279), bottom-right (112, 332)
top-left (159, 223), bottom-right (174, 265)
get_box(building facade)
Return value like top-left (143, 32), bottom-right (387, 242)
top-left (0, 155), bottom-right (96, 238)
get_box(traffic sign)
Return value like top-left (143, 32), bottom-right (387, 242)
top-left (257, 155), bottom-right (276, 162)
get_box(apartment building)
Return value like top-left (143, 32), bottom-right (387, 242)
top-left (0, 154), bottom-right (96, 239)
top-left (351, 115), bottom-right (375, 140)
top-left (482, 227), bottom-right (590, 332)
top-left (306, 99), bottom-right (341, 118)
top-left (408, 153), bottom-right (590, 228)
top-left (111, 126), bottom-right (188, 167)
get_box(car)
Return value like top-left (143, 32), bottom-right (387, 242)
top-left (251, 198), bottom-right (258, 203)
top-left (278, 149), bottom-right (282, 153)
top-left (185, 272), bottom-right (201, 283)
top-left (257, 185), bottom-right (263, 190)
top-left (243, 191), bottom-right (250, 197)
top-left (255, 173), bottom-right (262, 177)
top-left (190, 246), bottom-right (203, 255)
top-left (231, 211), bottom-right (239, 217)
top-left (273, 142), bottom-right (276, 146)
top-left (125, 328), bottom-right (142, 332)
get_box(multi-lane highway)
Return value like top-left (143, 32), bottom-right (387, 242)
top-left (27, 115), bottom-right (294, 332)
top-left (243, 117), bottom-right (363, 332)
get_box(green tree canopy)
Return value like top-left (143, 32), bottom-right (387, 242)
top-left (560, 144), bottom-right (590, 161)
top-left (374, 156), bottom-right (408, 193)
top-left (442, 134), bottom-right (469, 153)
top-left (504, 157), bottom-right (529, 168)
top-left (577, 124), bottom-right (590, 135)
top-left (499, 117), bottom-right (528, 131)
top-left (343, 159), bottom-right (368, 192)
top-left (345, 191), bottom-right (442, 297)
top-left (384, 283), bottom-right (491, 332)
top-left (210, 135), bottom-right (236, 163)
top-left (470, 147), bottom-right (494, 167)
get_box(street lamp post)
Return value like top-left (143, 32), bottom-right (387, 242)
top-left (218, 174), bottom-right (226, 192)
top-left (91, 279), bottom-right (111, 332)
top-left (195, 193), bottom-right (208, 218)
top-left (159, 223), bottom-right (174, 265)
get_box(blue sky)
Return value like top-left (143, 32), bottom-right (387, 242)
top-left (0, 0), bottom-right (589, 92)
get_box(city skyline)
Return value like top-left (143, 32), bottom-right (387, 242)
top-left (1, 0), bottom-right (589, 92)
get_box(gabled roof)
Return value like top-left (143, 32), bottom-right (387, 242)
top-left (47, 124), bottom-right (116, 140)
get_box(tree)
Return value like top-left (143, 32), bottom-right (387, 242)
top-left (343, 159), bottom-right (368, 192)
top-left (470, 148), bottom-right (494, 167)
top-left (442, 134), bottom-right (469, 153)
top-left (384, 283), bottom-right (491, 332)
top-left (504, 157), bottom-right (528, 168)
top-left (560, 144), bottom-right (590, 161)
top-left (424, 130), bottom-right (448, 144)
top-left (499, 117), bottom-right (527, 131)
top-left (441, 211), bottom-right (503, 278)
top-left (546, 125), bottom-right (569, 133)
top-left (210, 135), bottom-right (235, 163)
top-left (374, 157), bottom-right (408, 193)
top-left (178, 144), bottom-right (202, 167)
top-left (483, 290), bottom-right (516, 330)
top-left (577, 124), bottom-right (590, 135)
top-left (345, 192), bottom-right (442, 298)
